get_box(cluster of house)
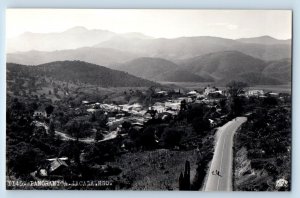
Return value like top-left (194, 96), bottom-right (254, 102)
top-left (245, 89), bottom-right (281, 98)
top-left (31, 85), bottom-right (284, 143)
top-left (31, 155), bottom-right (117, 181)
top-left (81, 86), bottom-right (276, 130)
top-left (32, 85), bottom-right (282, 126)
top-left (188, 86), bottom-right (281, 99)
top-left (79, 87), bottom-right (228, 130)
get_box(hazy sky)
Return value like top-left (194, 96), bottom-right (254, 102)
top-left (6, 9), bottom-right (292, 39)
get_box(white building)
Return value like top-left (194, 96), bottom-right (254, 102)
top-left (156, 91), bottom-right (168, 96)
top-left (247, 90), bottom-right (264, 96)
top-left (268, 92), bottom-right (279, 97)
top-left (131, 103), bottom-right (143, 111)
top-left (33, 110), bottom-right (47, 118)
top-left (165, 101), bottom-right (181, 111)
top-left (178, 97), bottom-right (193, 103)
top-left (187, 90), bottom-right (198, 95)
top-left (100, 104), bottom-right (120, 112)
top-left (204, 86), bottom-right (218, 96)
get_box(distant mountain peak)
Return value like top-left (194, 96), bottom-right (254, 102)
top-left (64, 26), bottom-right (88, 33)
top-left (120, 32), bottom-right (153, 39)
top-left (238, 35), bottom-right (276, 40)
top-left (236, 35), bottom-right (291, 45)
top-left (257, 35), bottom-right (275, 39)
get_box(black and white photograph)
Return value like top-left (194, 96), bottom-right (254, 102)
top-left (6, 9), bottom-right (292, 191)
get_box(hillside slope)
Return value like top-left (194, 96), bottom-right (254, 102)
top-left (154, 69), bottom-right (214, 82)
top-left (237, 36), bottom-right (291, 45)
top-left (118, 57), bottom-right (179, 79)
top-left (181, 51), bottom-right (291, 85)
top-left (262, 58), bottom-right (291, 84)
top-left (7, 61), bottom-right (158, 87)
top-left (181, 51), bottom-right (266, 79)
top-left (117, 57), bottom-right (213, 82)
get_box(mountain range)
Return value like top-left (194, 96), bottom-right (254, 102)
top-left (116, 52), bottom-right (291, 85)
top-left (7, 47), bottom-right (139, 66)
top-left (95, 35), bottom-right (291, 61)
top-left (7, 26), bottom-right (153, 53)
top-left (7, 27), bottom-right (292, 86)
top-left (8, 27), bottom-right (291, 61)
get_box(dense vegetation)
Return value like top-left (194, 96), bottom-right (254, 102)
top-left (233, 94), bottom-right (291, 191)
top-left (6, 92), bottom-right (225, 190)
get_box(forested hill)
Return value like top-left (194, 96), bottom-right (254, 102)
top-left (7, 61), bottom-right (158, 87)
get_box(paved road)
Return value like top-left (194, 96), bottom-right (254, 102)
top-left (204, 117), bottom-right (247, 191)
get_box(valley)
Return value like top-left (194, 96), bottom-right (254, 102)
top-left (6, 24), bottom-right (292, 191)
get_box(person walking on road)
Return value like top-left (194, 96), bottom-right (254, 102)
top-left (214, 170), bottom-right (220, 176)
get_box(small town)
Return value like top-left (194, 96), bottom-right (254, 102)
top-left (6, 82), bottom-right (289, 190)
top-left (32, 85), bottom-right (281, 145)
top-left (5, 9), bottom-right (292, 192)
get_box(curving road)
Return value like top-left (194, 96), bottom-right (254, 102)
top-left (204, 117), bottom-right (247, 191)
top-left (34, 121), bottom-right (118, 143)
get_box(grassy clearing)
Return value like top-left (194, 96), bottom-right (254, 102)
top-left (108, 149), bottom-right (200, 190)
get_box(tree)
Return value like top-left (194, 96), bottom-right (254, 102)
top-left (226, 81), bottom-right (248, 116)
top-left (121, 121), bottom-right (132, 133)
top-left (192, 117), bottom-right (211, 134)
top-left (180, 99), bottom-right (187, 111)
top-left (65, 120), bottom-right (91, 141)
top-left (263, 96), bottom-right (278, 106)
top-left (29, 102), bottom-right (38, 111)
top-left (161, 128), bottom-right (182, 148)
top-left (90, 112), bottom-right (96, 122)
top-left (12, 147), bottom-right (45, 177)
top-left (138, 127), bottom-right (157, 149)
top-left (11, 98), bottom-right (25, 114)
top-left (53, 87), bottom-right (58, 95)
top-left (45, 105), bottom-right (54, 116)
top-left (219, 98), bottom-right (228, 113)
top-left (59, 141), bottom-right (81, 164)
top-left (179, 160), bottom-right (191, 190)
top-left (49, 121), bottom-right (55, 138)
top-left (230, 96), bottom-right (245, 116)
top-left (226, 81), bottom-right (248, 98)
top-left (147, 109), bottom-right (158, 119)
top-left (128, 127), bottom-right (139, 141)
top-left (95, 111), bottom-right (108, 130)
top-left (145, 86), bottom-right (156, 106)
